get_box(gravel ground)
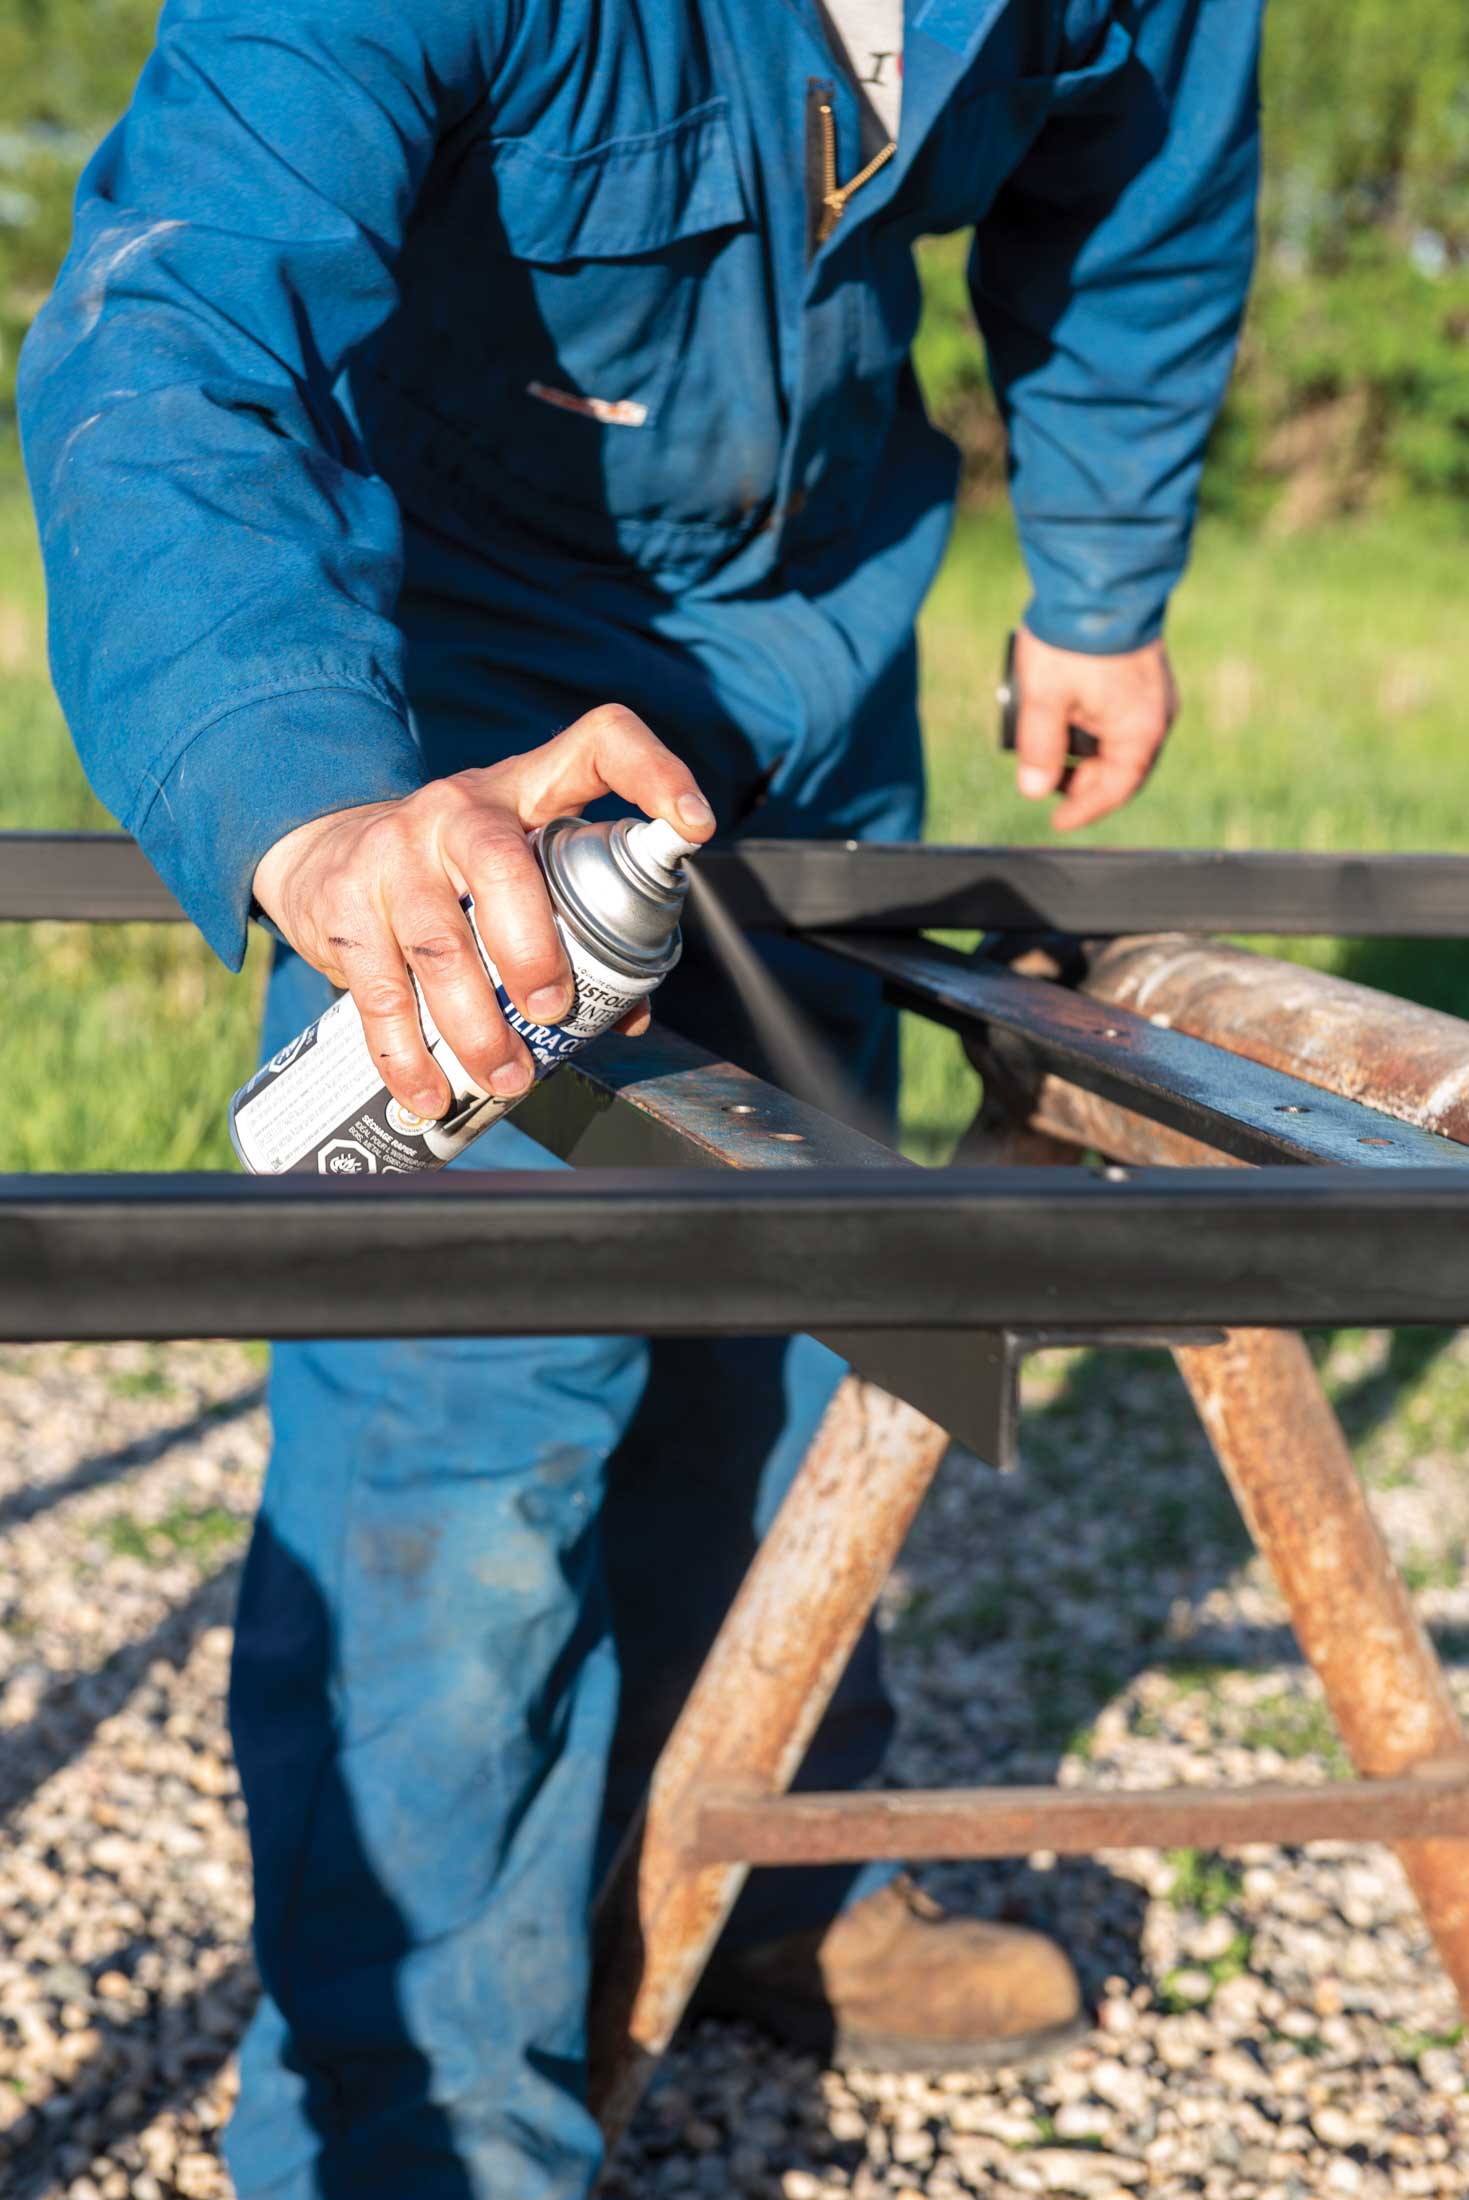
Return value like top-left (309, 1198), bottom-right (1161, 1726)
top-left (2, 1329), bottom-right (1467, 2199)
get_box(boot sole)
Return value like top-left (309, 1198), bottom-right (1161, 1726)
top-left (688, 1981), bottom-right (1091, 2076)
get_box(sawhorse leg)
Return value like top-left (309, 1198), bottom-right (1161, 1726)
top-left (589, 1377), bottom-right (950, 2146)
top-left (1174, 1328), bottom-right (1469, 2008)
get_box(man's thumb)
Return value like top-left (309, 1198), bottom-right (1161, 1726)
top-left (1014, 691), bottom-right (1071, 800)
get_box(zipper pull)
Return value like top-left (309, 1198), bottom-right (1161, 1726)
top-left (806, 80), bottom-right (897, 254)
top-left (821, 138), bottom-right (896, 241)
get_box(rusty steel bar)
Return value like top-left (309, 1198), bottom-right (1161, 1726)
top-left (589, 1380), bottom-right (951, 2144)
top-left (1174, 1329), bottom-right (1469, 2012)
top-left (1029, 931), bottom-right (1469, 1163)
top-left (693, 1770), bottom-right (1469, 1865)
top-left (1080, 932), bottom-right (1469, 1139)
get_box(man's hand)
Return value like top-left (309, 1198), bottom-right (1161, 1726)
top-left (1011, 627), bottom-right (1179, 831)
top-left (252, 704), bottom-right (715, 1120)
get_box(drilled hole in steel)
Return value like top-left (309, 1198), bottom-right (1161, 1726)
top-left (1102, 1027), bottom-right (1123, 1040)
top-left (1103, 1165), bottom-right (1130, 1182)
top-left (1358, 1136), bottom-right (1394, 1147)
top-left (724, 1104), bottom-right (758, 1116)
top-left (1275, 1104), bottom-right (1311, 1114)
top-left (770, 1132), bottom-right (805, 1143)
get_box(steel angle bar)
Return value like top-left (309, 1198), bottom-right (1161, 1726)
top-left (16, 832), bottom-right (1469, 936)
top-left (523, 1031), bottom-right (1014, 1451)
top-left (1074, 934), bottom-right (1469, 1144)
top-left (513, 1025), bottom-right (899, 1172)
top-left (692, 1773), bottom-right (1469, 1866)
top-left (817, 932), bottom-right (1469, 1171)
top-left (516, 1033), bottom-right (1221, 1465)
top-left (812, 1323), bottom-right (1224, 1474)
top-left (0, 833), bottom-right (188, 923)
top-left (704, 841), bottom-right (1469, 938)
top-left (9, 1167), bottom-right (1469, 1340)
top-left (515, 1027), bottom-right (1030, 1458)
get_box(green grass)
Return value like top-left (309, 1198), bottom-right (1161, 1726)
top-left (100, 1502), bottom-right (246, 1566)
top-left (1237, 1687), bottom-right (1352, 1774)
top-left (1163, 1848), bottom-right (1247, 1917)
top-left (5, 468), bottom-right (1469, 1169)
top-left (0, 474), bottom-right (266, 1171)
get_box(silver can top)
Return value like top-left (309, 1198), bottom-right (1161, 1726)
top-left (538, 814), bottom-right (696, 979)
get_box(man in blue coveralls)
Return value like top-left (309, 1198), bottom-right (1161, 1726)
top-left (21, 1), bottom-right (1263, 2191)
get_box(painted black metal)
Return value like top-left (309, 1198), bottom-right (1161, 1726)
top-left (14, 832), bottom-right (1469, 938)
top-left (1, 833), bottom-right (187, 923)
top-left (516, 1030), bottom-right (1030, 1457)
top-left (514, 1028), bottom-right (1221, 1465)
top-left (513, 1026), bottom-right (898, 1174)
top-left (817, 932), bottom-right (1469, 1171)
top-left (7, 1167), bottom-right (1469, 1342)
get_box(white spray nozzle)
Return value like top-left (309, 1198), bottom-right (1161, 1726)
top-left (629, 816), bottom-right (704, 876)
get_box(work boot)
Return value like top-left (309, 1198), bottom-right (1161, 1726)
top-left (693, 1874), bottom-right (1085, 2072)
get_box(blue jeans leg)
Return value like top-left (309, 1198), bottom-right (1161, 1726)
top-left (226, 952), bottom-right (647, 2200)
top-left (229, 887), bottom-right (905, 2193)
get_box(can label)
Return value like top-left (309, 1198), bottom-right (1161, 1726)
top-left (230, 906), bottom-right (654, 1176)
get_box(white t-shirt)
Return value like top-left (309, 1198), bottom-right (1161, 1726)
top-left (821, 0), bottom-right (903, 142)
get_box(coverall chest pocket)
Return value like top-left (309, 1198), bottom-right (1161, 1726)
top-left (475, 99), bottom-right (752, 547)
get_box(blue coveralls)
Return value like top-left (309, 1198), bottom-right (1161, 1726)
top-left (20, 3), bottom-right (1261, 2192)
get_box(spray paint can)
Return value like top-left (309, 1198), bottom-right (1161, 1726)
top-left (229, 814), bottom-right (698, 1177)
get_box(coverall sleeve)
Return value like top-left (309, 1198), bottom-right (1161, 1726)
top-left (970, 0), bottom-right (1263, 656)
top-left (18, 2), bottom-right (500, 967)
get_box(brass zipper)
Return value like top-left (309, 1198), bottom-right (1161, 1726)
top-left (808, 84), bottom-right (897, 251)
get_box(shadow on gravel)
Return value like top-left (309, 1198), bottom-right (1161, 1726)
top-left (0, 1563), bottom-right (241, 1822)
top-left (6, 1960), bottom-right (255, 2200)
top-left (897, 1346), bottom-right (1250, 2003)
top-left (901, 1319), bottom-right (1469, 2003)
top-left (0, 1381), bottom-right (265, 1535)
top-left (1314, 1325), bottom-right (1454, 1450)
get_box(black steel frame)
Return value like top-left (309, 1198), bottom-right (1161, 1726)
top-left (7, 1164), bottom-right (1469, 1344)
top-left (5, 830), bottom-right (1469, 1383)
top-left (13, 829), bottom-right (1469, 936)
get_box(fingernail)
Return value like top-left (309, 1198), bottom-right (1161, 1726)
top-left (527, 983), bottom-right (571, 1023)
top-left (677, 793), bottom-right (715, 830)
top-left (1018, 767), bottom-right (1052, 799)
top-left (491, 1060), bottom-right (533, 1098)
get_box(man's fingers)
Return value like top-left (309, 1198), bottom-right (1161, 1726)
top-left (495, 703), bottom-right (717, 842)
top-left (388, 878), bottom-right (533, 1100)
top-left (1013, 693), bottom-right (1074, 801)
top-left (1051, 750), bottom-right (1152, 832)
top-left (445, 809), bottom-right (572, 1039)
top-left (616, 1000), bottom-right (653, 1037)
top-left (336, 926), bottom-right (453, 1119)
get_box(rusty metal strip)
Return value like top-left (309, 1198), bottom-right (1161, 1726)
top-left (693, 1770), bottom-right (1469, 1864)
